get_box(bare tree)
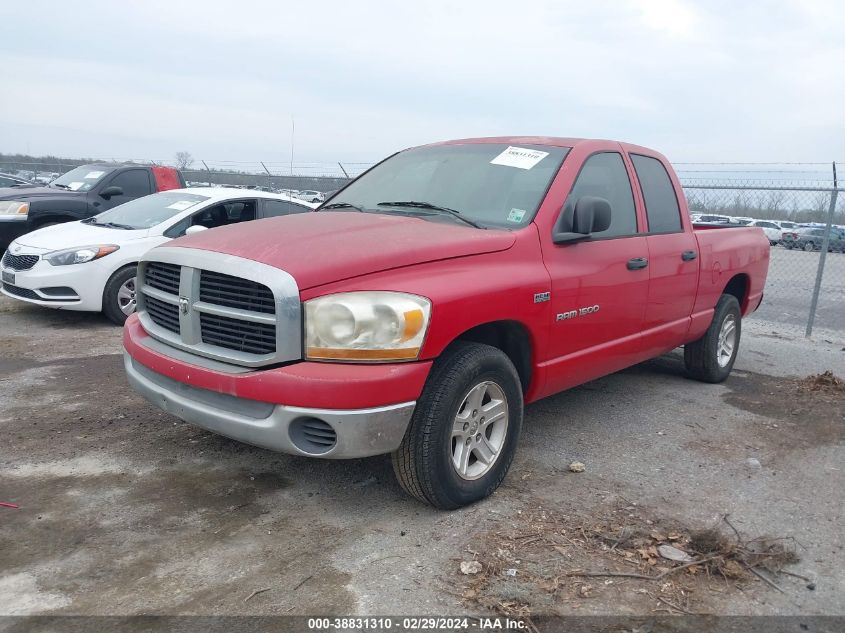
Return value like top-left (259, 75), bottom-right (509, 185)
top-left (174, 151), bottom-right (194, 170)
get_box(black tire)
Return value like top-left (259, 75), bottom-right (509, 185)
top-left (102, 266), bottom-right (138, 326)
top-left (392, 342), bottom-right (523, 509)
top-left (684, 294), bottom-right (741, 383)
top-left (803, 241), bottom-right (815, 252)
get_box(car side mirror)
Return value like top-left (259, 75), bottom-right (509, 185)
top-left (185, 225), bottom-right (208, 236)
top-left (552, 196), bottom-right (612, 244)
top-left (100, 185), bottom-right (124, 199)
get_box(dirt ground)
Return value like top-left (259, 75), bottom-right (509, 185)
top-left (1, 295), bottom-right (843, 619)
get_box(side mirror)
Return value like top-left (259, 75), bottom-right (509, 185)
top-left (100, 185), bottom-right (124, 199)
top-left (185, 225), bottom-right (208, 236)
top-left (553, 196), bottom-right (612, 244)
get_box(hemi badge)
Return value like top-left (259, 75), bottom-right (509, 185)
top-left (534, 292), bottom-right (550, 304)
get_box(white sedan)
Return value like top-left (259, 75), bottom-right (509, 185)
top-left (0, 188), bottom-right (316, 324)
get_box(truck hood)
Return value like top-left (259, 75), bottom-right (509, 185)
top-left (0, 185), bottom-right (85, 201)
top-left (168, 211), bottom-right (516, 290)
top-left (14, 221), bottom-right (150, 250)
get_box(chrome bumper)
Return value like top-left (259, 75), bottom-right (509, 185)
top-left (124, 353), bottom-right (416, 458)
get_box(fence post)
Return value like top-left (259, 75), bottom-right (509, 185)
top-left (805, 186), bottom-right (838, 337)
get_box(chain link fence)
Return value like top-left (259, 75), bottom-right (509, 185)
top-left (2, 156), bottom-right (842, 337)
top-left (681, 182), bottom-right (843, 337)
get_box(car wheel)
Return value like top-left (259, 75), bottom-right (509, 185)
top-left (684, 294), bottom-right (741, 384)
top-left (102, 266), bottom-right (138, 326)
top-left (803, 242), bottom-right (815, 251)
top-left (392, 341), bottom-right (523, 509)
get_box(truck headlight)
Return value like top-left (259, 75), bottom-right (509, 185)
top-left (0, 201), bottom-right (29, 216)
top-left (304, 291), bottom-right (431, 361)
top-left (44, 245), bottom-right (119, 266)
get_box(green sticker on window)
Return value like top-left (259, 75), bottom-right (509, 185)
top-left (507, 208), bottom-right (526, 223)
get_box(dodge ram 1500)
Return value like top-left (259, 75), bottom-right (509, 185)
top-left (122, 137), bottom-right (770, 509)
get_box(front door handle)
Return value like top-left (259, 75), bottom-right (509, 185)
top-left (682, 250), bottom-right (698, 261)
top-left (627, 257), bottom-right (648, 270)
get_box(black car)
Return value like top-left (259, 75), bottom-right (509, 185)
top-left (783, 227), bottom-right (845, 252)
top-left (0, 163), bottom-right (185, 252)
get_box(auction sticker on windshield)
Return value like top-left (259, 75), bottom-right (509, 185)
top-left (84, 171), bottom-right (105, 179)
top-left (67, 182), bottom-right (85, 191)
top-left (490, 146), bottom-right (549, 170)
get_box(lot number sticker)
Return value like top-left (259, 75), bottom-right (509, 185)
top-left (490, 146), bottom-right (549, 170)
top-left (84, 171), bottom-right (105, 179)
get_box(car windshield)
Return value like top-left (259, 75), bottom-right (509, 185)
top-left (51, 166), bottom-right (114, 192)
top-left (91, 191), bottom-right (209, 229)
top-left (323, 143), bottom-right (569, 229)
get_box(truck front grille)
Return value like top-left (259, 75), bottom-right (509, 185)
top-left (145, 262), bottom-right (181, 294)
top-left (145, 295), bottom-right (180, 333)
top-left (2, 252), bottom-right (39, 271)
top-left (200, 270), bottom-right (275, 314)
top-left (200, 312), bottom-right (276, 355)
top-left (136, 251), bottom-right (300, 368)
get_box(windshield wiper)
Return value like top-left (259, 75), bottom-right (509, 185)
top-left (101, 221), bottom-right (135, 230)
top-left (50, 183), bottom-right (69, 189)
top-left (376, 201), bottom-right (482, 228)
top-left (321, 202), bottom-right (366, 212)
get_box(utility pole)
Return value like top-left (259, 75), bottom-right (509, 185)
top-left (261, 161), bottom-right (272, 191)
top-left (290, 117), bottom-right (295, 177)
top-left (338, 162), bottom-right (350, 179)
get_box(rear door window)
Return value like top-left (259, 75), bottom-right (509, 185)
top-left (631, 154), bottom-right (682, 233)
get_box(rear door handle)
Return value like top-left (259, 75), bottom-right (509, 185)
top-left (627, 257), bottom-right (648, 270)
top-left (682, 250), bottom-right (698, 261)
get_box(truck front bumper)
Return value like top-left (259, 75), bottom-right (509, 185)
top-left (123, 315), bottom-right (431, 458)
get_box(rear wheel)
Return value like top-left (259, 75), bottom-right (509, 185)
top-left (392, 342), bottom-right (523, 509)
top-left (102, 266), bottom-right (138, 326)
top-left (684, 294), bottom-right (741, 383)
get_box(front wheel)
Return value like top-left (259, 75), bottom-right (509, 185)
top-left (804, 241), bottom-right (815, 252)
top-left (102, 266), bottom-right (138, 326)
top-left (684, 294), bottom-right (741, 383)
top-left (392, 342), bottom-right (523, 509)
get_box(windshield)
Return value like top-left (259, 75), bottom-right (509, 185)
top-left (92, 191), bottom-right (209, 229)
top-left (324, 143), bottom-right (569, 228)
top-left (51, 166), bottom-right (114, 192)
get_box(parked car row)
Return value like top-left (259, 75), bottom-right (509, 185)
top-left (781, 226), bottom-right (845, 252)
top-left (690, 213), bottom-right (845, 251)
top-left (183, 182), bottom-right (330, 203)
top-left (2, 139), bottom-right (771, 509)
top-left (1, 171), bottom-right (317, 324)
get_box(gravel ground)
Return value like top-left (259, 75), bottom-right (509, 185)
top-left (0, 292), bottom-right (843, 619)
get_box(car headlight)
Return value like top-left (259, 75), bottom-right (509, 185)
top-left (0, 201), bottom-right (29, 216)
top-left (44, 245), bottom-right (119, 266)
top-left (304, 291), bottom-right (431, 361)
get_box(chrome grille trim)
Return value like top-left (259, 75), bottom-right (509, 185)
top-left (136, 247), bottom-right (301, 368)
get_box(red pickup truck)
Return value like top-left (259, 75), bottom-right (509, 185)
top-left (123, 137), bottom-right (769, 509)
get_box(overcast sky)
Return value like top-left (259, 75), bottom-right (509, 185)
top-left (1, 0), bottom-right (843, 169)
